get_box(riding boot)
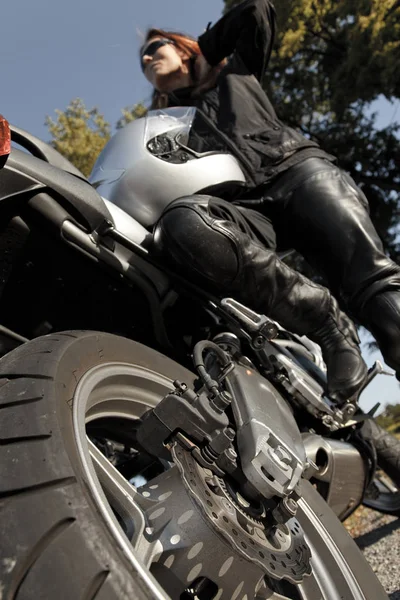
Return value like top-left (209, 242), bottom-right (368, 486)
top-left (360, 289), bottom-right (400, 379)
top-left (308, 297), bottom-right (367, 402)
top-left (152, 196), bottom-right (368, 401)
top-left (232, 225), bottom-right (368, 402)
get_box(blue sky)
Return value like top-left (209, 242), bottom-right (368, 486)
top-left (2, 0), bottom-right (399, 411)
top-left (2, 0), bottom-right (223, 139)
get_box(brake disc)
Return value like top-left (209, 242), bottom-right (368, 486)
top-left (136, 443), bottom-right (311, 598)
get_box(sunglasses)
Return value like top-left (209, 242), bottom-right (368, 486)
top-left (140, 38), bottom-right (175, 72)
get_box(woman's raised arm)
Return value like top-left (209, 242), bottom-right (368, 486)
top-left (198, 0), bottom-right (276, 82)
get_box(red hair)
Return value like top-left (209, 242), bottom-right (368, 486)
top-left (144, 28), bottom-right (201, 60)
top-left (142, 28), bottom-right (226, 109)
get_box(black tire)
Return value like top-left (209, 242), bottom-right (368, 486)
top-left (0, 331), bottom-right (388, 600)
top-left (360, 419), bottom-right (400, 487)
top-left (0, 331), bottom-right (196, 600)
top-left (359, 418), bottom-right (400, 516)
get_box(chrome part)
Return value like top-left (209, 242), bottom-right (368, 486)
top-left (0, 324), bottom-right (29, 344)
top-left (302, 434), bottom-right (367, 520)
top-left (272, 338), bottom-right (319, 365)
top-left (273, 353), bottom-right (329, 417)
top-left (226, 364), bottom-right (307, 498)
top-left (272, 496), bottom-right (299, 524)
top-left (294, 335), bottom-right (326, 371)
top-left (375, 473), bottom-right (398, 494)
top-left (270, 350), bottom-right (350, 432)
top-left (266, 347), bottom-right (351, 431)
top-left (221, 297), bottom-right (280, 343)
top-left (358, 360), bottom-right (395, 397)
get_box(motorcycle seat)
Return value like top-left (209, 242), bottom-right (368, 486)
top-left (6, 147), bottom-right (114, 235)
top-left (6, 125), bottom-right (113, 234)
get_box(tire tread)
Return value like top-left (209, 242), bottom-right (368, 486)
top-left (0, 332), bottom-right (172, 600)
top-left (10, 518), bottom-right (76, 599)
top-left (360, 418), bottom-right (400, 486)
top-left (0, 476), bottom-right (77, 500)
top-left (0, 434), bottom-right (52, 445)
top-left (82, 571), bottom-right (110, 600)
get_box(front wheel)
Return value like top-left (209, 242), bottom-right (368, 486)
top-left (0, 332), bottom-right (388, 599)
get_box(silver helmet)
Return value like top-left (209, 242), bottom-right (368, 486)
top-left (89, 107), bottom-right (246, 228)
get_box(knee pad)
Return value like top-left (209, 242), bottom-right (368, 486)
top-left (152, 198), bottom-right (240, 288)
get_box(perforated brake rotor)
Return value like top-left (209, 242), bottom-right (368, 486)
top-left (136, 443), bottom-right (311, 599)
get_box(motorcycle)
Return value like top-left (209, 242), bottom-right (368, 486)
top-left (0, 108), bottom-right (397, 599)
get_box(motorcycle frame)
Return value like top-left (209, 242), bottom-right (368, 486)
top-left (0, 127), bottom-right (214, 354)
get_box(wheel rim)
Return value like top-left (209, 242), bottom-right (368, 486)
top-left (72, 361), bottom-right (372, 600)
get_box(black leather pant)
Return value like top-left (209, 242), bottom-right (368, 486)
top-left (259, 158), bottom-right (400, 373)
top-left (260, 158), bottom-right (400, 311)
top-left (153, 158), bottom-right (400, 375)
top-left (152, 196), bottom-right (332, 335)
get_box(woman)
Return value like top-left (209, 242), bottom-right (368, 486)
top-left (138, 0), bottom-right (400, 402)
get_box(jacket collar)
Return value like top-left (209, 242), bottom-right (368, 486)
top-left (168, 85), bottom-right (196, 107)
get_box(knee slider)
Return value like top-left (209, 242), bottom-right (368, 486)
top-left (153, 201), bottom-right (240, 288)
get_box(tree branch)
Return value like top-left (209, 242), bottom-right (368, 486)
top-left (386, 0), bottom-right (400, 18)
top-left (302, 48), bottom-right (339, 59)
top-left (307, 28), bottom-right (345, 53)
top-left (319, 24), bottom-right (346, 52)
top-left (355, 174), bottom-right (400, 192)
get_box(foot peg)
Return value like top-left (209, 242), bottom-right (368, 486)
top-left (220, 298), bottom-right (279, 348)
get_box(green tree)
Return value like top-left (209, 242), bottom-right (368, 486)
top-left (376, 402), bottom-right (400, 430)
top-left (45, 98), bottom-right (111, 177)
top-left (46, 100), bottom-right (147, 177)
top-left (223, 0), bottom-right (400, 261)
top-left (116, 103), bottom-right (148, 129)
top-left (224, 0), bottom-right (400, 109)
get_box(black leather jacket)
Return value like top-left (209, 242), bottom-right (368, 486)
top-left (167, 0), bottom-right (334, 190)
